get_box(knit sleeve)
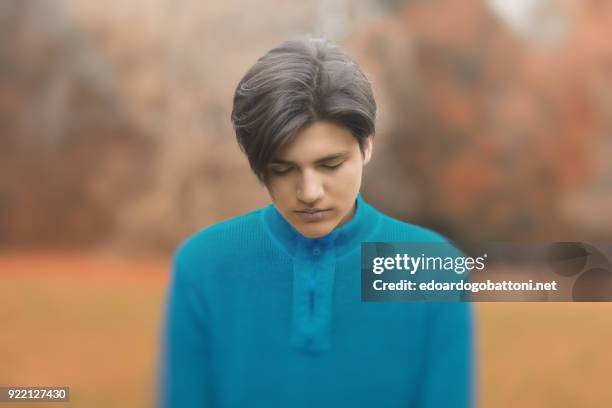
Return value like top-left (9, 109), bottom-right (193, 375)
top-left (157, 252), bottom-right (215, 407)
top-left (415, 302), bottom-right (475, 408)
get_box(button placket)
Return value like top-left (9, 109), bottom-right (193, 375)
top-left (309, 248), bottom-right (319, 322)
top-left (309, 242), bottom-right (323, 328)
top-left (291, 237), bottom-right (336, 353)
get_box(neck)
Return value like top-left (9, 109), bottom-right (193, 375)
top-left (261, 193), bottom-right (381, 258)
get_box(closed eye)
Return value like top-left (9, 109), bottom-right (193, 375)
top-left (322, 162), bottom-right (343, 170)
top-left (270, 166), bottom-right (293, 175)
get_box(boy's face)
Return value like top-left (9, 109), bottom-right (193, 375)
top-left (265, 121), bottom-right (373, 238)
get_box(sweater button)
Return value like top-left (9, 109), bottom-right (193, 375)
top-left (313, 247), bottom-right (321, 256)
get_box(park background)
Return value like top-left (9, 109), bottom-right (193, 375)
top-left (1, 0), bottom-right (611, 406)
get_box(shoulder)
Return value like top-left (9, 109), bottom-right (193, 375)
top-left (372, 211), bottom-right (465, 256)
top-left (373, 210), bottom-right (450, 243)
top-left (174, 207), bottom-right (266, 268)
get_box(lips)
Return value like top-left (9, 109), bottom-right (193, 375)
top-left (297, 208), bottom-right (327, 214)
top-left (294, 208), bottom-right (330, 222)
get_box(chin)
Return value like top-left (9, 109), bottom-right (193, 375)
top-left (301, 231), bottom-right (326, 239)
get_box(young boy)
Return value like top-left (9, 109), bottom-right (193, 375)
top-left (158, 38), bottom-right (473, 408)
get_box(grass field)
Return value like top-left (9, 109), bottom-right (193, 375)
top-left (1, 251), bottom-right (611, 407)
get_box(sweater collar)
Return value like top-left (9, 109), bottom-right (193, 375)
top-left (262, 193), bottom-right (380, 258)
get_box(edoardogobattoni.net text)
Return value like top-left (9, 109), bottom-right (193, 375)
top-left (372, 279), bottom-right (558, 293)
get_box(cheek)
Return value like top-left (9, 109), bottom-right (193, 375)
top-left (334, 163), bottom-right (363, 190)
top-left (266, 179), bottom-right (293, 205)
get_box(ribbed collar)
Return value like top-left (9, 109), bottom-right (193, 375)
top-left (261, 193), bottom-right (381, 259)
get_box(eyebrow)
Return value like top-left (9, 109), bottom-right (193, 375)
top-left (270, 150), bottom-right (350, 166)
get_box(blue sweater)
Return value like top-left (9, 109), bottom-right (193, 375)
top-left (158, 193), bottom-right (473, 407)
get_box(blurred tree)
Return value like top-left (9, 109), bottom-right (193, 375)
top-left (2, 0), bottom-right (611, 253)
top-left (0, 0), bottom-right (154, 247)
top-left (353, 0), bottom-right (606, 242)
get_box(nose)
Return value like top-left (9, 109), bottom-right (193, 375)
top-left (296, 169), bottom-right (324, 204)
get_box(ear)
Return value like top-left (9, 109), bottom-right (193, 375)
top-left (362, 136), bottom-right (374, 165)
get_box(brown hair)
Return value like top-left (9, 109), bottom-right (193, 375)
top-left (231, 38), bottom-right (377, 184)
